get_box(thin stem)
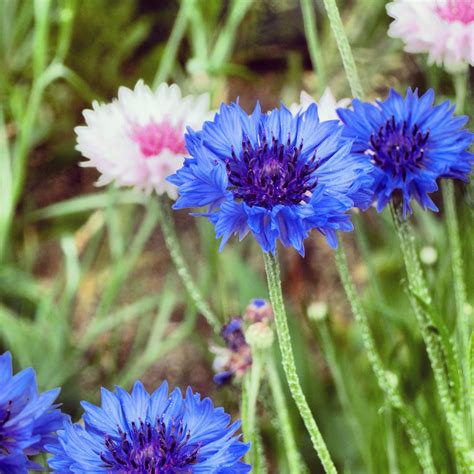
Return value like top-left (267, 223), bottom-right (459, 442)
top-left (243, 351), bottom-right (265, 471)
top-left (390, 203), bottom-right (472, 472)
top-left (33, 0), bottom-right (52, 80)
top-left (386, 408), bottom-right (400, 474)
top-left (300, 0), bottom-right (327, 93)
top-left (153, 0), bottom-right (191, 87)
top-left (157, 197), bottom-right (220, 332)
top-left (96, 198), bottom-right (160, 318)
top-left (209, 0), bottom-right (252, 68)
top-left (314, 317), bottom-right (373, 471)
top-left (263, 251), bottom-right (337, 474)
top-left (453, 71), bottom-right (468, 114)
top-left (335, 240), bottom-right (436, 474)
top-left (322, 0), bottom-right (363, 98)
top-left (267, 354), bottom-right (306, 474)
top-left (446, 70), bottom-right (471, 442)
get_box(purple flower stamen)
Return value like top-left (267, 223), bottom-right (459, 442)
top-left (100, 418), bottom-right (200, 473)
top-left (226, 134), bottom-right (319, 209)
top-left (369, 117), bottom-right (430, 181)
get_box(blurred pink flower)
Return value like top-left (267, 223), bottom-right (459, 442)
top-left (289, 88), bottom-right (351, 121)
top-left (76, 81), bottom-right (210, 198)
top-left (387, 0), bottom-right (474, 70)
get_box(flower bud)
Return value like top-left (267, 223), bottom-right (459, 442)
top-left (245, 322), bottom-right (274, 350)
top-left (307, 301), bottom-right (328, 322)
top-left (420, 246), bottom-right (438, 265)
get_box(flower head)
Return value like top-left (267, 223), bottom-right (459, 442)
top-left (212, 318), bottom-right (252, 386)
top-left (0, 352), bottom-right (64, 473)
top-left (47, 381), bottom-right (250, 473)
top-left (387, 0), bottom-right (474, 70)
top-left (244, 299), bottom-right (273, 324)
top-left (76, 80), bottom-right (210, 198)
top-left (338, 88), bottom-right (474, 216)
top-left (289, 88), bottom-right (351, 121)
top-left (169, 102), bottom-right (373, 255)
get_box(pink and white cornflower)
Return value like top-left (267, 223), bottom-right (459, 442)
top-left (289, 88), bottom-right (351, 121)
top-left (76, 81), bottom-right (210, 198)
top-left (387, 0), bottom-right (474, 70)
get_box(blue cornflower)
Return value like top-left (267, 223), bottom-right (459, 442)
top-left (338, 88), bottom-right (474, 216)
top-left (169, 102), bottom-right (373, 255)
top-left (0, 352), bottom-right (64, 473)
top-left (47, 381), bottom-right (250, 473)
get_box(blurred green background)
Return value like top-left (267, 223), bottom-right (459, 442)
top-left (0, 0), bottom-right (472, 472)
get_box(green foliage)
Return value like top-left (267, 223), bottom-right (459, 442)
top-left (0, 0), bottom-right (472, 472)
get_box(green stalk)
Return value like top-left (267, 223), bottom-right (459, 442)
top-left (209, 0), bottom-right (252, 68)
top-left (0, 109), bottom-right (12, 261)
top-left (322, 0), bottom-right (363, 98)
top-left (313, 316), bottom-right (373, 471)
top-left (445, 70), bottom-right (471, 441)
top-left (96, 198), bottom-right (161, 318)
top-left (300, 0), bottom-right (327, 93)
top-left (321, 1), bottom-right (437, 468)
top-left (335, 240), bottom-right (435, 473)
top-left (263, 251), bottom-right (337, 474)
top-left (153, 0), bottom-right (192, 87)
top-left (54, 0), bottom-right (77, 63)
top-left (242, 350), bottom-right (265, 471)
top-left (390, 203), bottom-right (472, 472)
top-left (157, 197), bottom-right (220, 332)
top-left (267, 354), bottom-right (307, 474)
top-left (33, 0), bottom-right (52, 80)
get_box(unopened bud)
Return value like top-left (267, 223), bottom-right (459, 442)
top-left (420, 246), bottom-right (437, 265)
top-left (244, 298), bottom-right (273, 324)
top-left (307, 301), bottom-right (328, 322)
top-left (245, 322), bottom-right (274, 350)
top-left (385, 371), bottom-right (399, 389)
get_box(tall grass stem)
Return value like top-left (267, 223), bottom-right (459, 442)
top-left (300, 0), bottom-right (327, 93)
top-left (390, 203), bottom-right (472, 472)
top-left (157, 198), bottom-right (220, 332)
top-left (335, 240), bottom-right (436, 473)
top-left (263, 251), bottom-right (337, 474)
top-left (267, 354), bottom-right (307, 473)
top-left (322, 0), bottom-right (363, 98)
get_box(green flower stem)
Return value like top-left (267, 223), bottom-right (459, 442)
top-left (322, 0), bottom-right (363, 98)
top-left (153, 0), bottom-right (192, 87)
top-left (242, 350), bottom-right (265, 471)
top-left (335, 240), bottom-right (436, 474)
top-left (263, 251), bottom-right (337, 474)
top-left (156, 197), bottom-right (220, 332)
top-left (267, 354), bottom-right (307, 474)
top-left (300, 0), bottom-right (327, 93)
top-left (390, 203), bottom-right (472, 472)
top-left (209, 0), bottom-right (253, 68)
top-left (446, 70), bottom-right (471, 440)
top-left (313, 316), bottom-right (373, 471)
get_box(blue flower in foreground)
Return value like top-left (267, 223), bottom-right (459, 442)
top-left (47, 381), bottom-right (250, 473)
top-left (169, 102), bottom-right (373, 255)
top-left (0, 352), bottom-right (64, 473)
top-left (338, 88), bottom-right (474, 216)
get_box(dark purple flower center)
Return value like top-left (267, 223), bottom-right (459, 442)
top-left (100, 418), bottom-right (200, 474)
top-left (0, 401), bottom-right (13, 454)
top-left (369, 117), bottom-right (430, 181)
top-left (225, 134), bottom-right (319, 209)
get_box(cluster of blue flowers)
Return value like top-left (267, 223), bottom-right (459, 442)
top-left (170, 88), bottom-right (473, 253)
top-left (1, 87), bottom-right (472, 474)
top-left (0, 352), bottom-right (250, 473)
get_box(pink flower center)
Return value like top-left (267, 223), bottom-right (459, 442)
top-left (436, 0), bottom-right (474, 24)
top-left (132, 121), bottom-right (186, 158)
